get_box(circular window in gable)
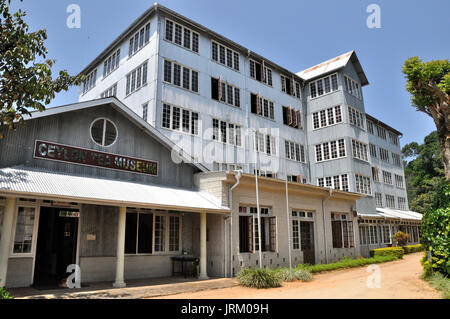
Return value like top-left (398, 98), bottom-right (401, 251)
top-left (90, 118), bottom-right (117, 147)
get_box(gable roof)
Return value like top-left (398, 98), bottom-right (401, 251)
top-left (23, 97), bottom-right (209, 172)
top-left (296, 51), bottom-right (369, 86)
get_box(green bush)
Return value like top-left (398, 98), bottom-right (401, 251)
top-left (273, 268), bottom-right (313, 282)
top-left (297, 255), bottom-right (399, 273)
top-left (425, 272), bottom-right (450, 299)
top-left (0, 287), bottom-right (14, 299)
top-left (403, 244), bottom-right (424, 254)
top-left (237, 268), bottom-right (282, 289)
top-left (421, 204), bottom-right (450, 276)
top-left (393, 231), bottom-right (410, 246)
top-left (370, 247), bottom-right (404, 259)
top-left (421, 253), bottom-right (433, 278)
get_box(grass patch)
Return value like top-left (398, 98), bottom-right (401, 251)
top-left (0, 287), bottom-right (14, 299)
top-left (237, 268), bottom-right (282, 289)
top-left (272, 268), bottom-right (313, 282)
top-left (297, 255), bottom-right (399, 273)
top-left (424, 272), bottom-right (450, 299)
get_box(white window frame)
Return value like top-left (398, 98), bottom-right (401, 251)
top-left (162, 59), bottom-right (199, 94)
top-left (211, 40), bottom-right (240, 71)
top-left (309, 73), bottom-right (338, 99)
top-left (90, 117), bottom-right (118, 148)
top-left (348, 106), bottom-right (365, 130)
top-left (161, 103), bottom-right (200, 136)
top-left (128, 22), bottom-right (151, 57)
top-left (312, 105), bottom-right (342, 130)
top-left (165, 18), bottom-right (199, 54)
top-left (315, 139), bottom-right (346, 163)
top-left (344, 74), bottom-right (361, 99)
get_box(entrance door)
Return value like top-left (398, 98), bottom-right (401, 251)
top-left (33, 207), bottom-right (79, 287)
top-left (300, 221), bottom-right (315, 265)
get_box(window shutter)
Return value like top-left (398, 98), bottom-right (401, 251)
top-left (290, 76), bottom-right (295, 96)
top-left (261, 60), bottom-right (265, 83)
top-left (287, 107), bottom-right (292, 125)
top-left (296, 175), bottom-right (303, 183)
top-left (291, 108), bottom-right (298, 127)
top-left (256, 94), bottom-right (262, 115)
top-left (218, 77), bottom-right (223, 101)
top-left (296, 110), bottom-right (302, 129)
top-left (282, 106), bottom-right (288, 125)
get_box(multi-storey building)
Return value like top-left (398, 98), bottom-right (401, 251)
top-left (78, 4), bottom-right (409, 215)
top-left (0, 4), bottom-right (423, 288)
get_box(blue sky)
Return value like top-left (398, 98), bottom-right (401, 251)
top-left (10, 0), bottom-right (449, 147)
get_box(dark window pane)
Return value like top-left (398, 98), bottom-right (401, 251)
top-left (138, 213), bottom-right (153, 254)
top-left (125, 212), bottom-right (137, 254)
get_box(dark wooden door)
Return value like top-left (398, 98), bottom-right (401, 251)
top-left (300, 221), bottom-right (315, 265)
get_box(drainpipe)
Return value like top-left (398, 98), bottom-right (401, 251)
top-left (322, 188), bottom-right (333, 264)
top-left (228, 170), bottom-right (242, 277)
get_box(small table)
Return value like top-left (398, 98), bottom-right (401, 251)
top-left (171, 255), bottom-right (198, 278)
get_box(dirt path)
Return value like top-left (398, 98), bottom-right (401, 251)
top-left (153, 253), bottom-right (440, 299)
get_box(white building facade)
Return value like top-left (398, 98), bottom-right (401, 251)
top-left (78, 4), bottom-right (409, 219)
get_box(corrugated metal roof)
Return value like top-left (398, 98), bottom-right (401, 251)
top-left (0, 167), bottom-right (230, 213)
top-left (358, 207), bottom-right (422, 221)
top-left (296, 51), bottom-right (369, 86)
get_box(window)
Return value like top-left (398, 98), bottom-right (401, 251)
top-left (291, 210), bottom-right (314, 250)
top-left (382, 225), bottom-right (391, 244)
top-left (367, 120), bottom-right (375, 134)
top-left (377, 126), bottom-right (387, 140)
top-left (249, 59), bottom-right (272, 86)
top-left (331, 213), bottom-right (354, 248)
top-left (395, 174), bottom-right (404, 188)
top-left (13, 207), bottom-right (37, 254)
top-left (344, 75), bottom-right (361, 99)
top-left (372, 167), bottom-right (380, 182)
top-left (100, 83), bottom-right (118, 98)
top-left (211, 77), bottom-right (240, 107)
top-left (280, 74), bottom-right (301, 99)
top-left (169, 216), bottom-right (180, 251)
top-left (287, 175), bottom-right (307, 184)
top-left (211, 41), bottom-right (239, 71)
top-left (103, 49), bottom-right (121, 78)
top-left (282, 106), bottom-right (302, 129)
top-left (126, 61), bottom-right (148, 96)
top-left (383, 171), bottom-right (393, 185)
top-left (254, 131), bottom-right (276, 156)
top-left (125, 210), bottom-right (181, 255)
top-left (90, 118), bottom-right (117, 147)
top-left (348, 106), bottom-right (365, 129)
top-left (161, 103), bottom-right (199, 136)
top-left (312, 106), bottom-right (342, 129)
top-left (369, 143), bottom-right (377, 158)
top-left (398, 197), bottom-right (407, 210)
top-left (389, 132), bottom-right (399, 146)
top-left (239, 206), bottom-right (276, 253)
top-left (212, 118), bottom-right (242, 146)
top-left (352, 139), bottom-right (368, 161)
top-left (212, 162), bottom-right (243, 172)
top-left (309, 73), bottom-right (338, 98)
top-left (315, 139), bottom-right (346, 162)
top-left (129, 22), bottom-right (150, 57)
top-left (285, 140), bottom-right (305, 163)
top-left (386, 195), bottom-right (395, 208)
top-left (165, 19), bottom-right (199, 53)
top-left (250, 93), bottom-right (274, 120)
top-left (163, 60), bottom-right (198, 93)
top-left (392, 153), bottom-right (402, 167)
top-left (379, 148), bottom-right (390, 162)
top-left (142, 103), bottom-right (149, 122)
top-left (82, 69), bottom-right (97, 94)
top-left (355, 174), bottom-right (371, 195)
top-left (369, 225), bottom-right (379, 244)
top-left (317, 174), bottom-right (349, 191)
top-left (375, 193), bottom-right (383, 207)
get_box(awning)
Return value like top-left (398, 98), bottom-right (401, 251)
top-left (0, 167), bottom-right (230, 213)
top-left (358, 207), bottom-right (422, 221)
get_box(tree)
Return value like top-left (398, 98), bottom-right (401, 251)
top-left (0, 0), bottom-right (84, 138)
top-left (403, 57), bottom-right (450, 179)
top-left (402, 131), bottom-right (445, 213)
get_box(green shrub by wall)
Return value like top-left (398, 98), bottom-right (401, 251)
top-left (237, 268), bottom-right (282, 289)
top-left (370, 247), bottom-right (404, 258)
top-left (403, 244), bottom-right (424, 254)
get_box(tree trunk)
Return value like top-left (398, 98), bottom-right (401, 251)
top-left (443, 135), bottom-right (450, 180)
top-left (433, 104), bottom-right (450, 180)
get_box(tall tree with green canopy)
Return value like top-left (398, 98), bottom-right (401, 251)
top-left (403, 57), bottom-right (450, 179)
top-left (402, 131), bottom-right (445, 213)
top-left (0, 0), bottom-right (84, 138)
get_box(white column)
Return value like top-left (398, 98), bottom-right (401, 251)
top-left (0, 197), bottom-right (16, 287)
top-left (113, 206), bottom-right (126, 288)
top-left (199, 212), bottom-right (208, 280)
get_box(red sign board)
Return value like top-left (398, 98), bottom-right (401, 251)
top-left (34, 140), bottom-right (158, 176)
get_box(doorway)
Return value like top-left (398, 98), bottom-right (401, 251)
top-left (33, 207), bottom-right (79, 287)
top-left (300, 221), bottom-right (315, 265)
